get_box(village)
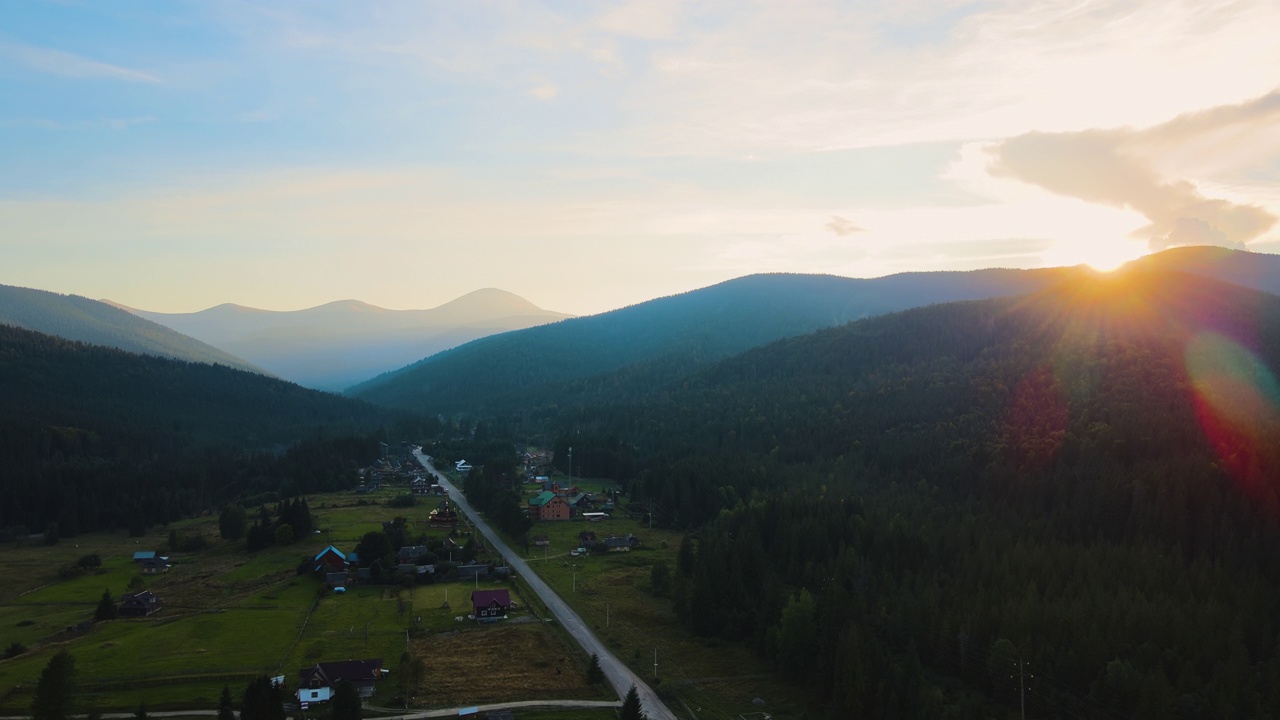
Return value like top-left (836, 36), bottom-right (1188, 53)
top-left (0, 443), bottom-right (750, 719)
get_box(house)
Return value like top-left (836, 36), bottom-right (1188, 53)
top-left (139, 557), bottom-right (171, 574)
top-left (529, 491), bottom-right (571, 521)
top-left (429, 500), bottom-right (459, 527)
top-left (296, 659), bottom-right (384, 704)
top-left (131, 551), bottom-right (157, 563)
top-left (455, 460), bottom-right (473, 473)
top-left (566, 493), bottom-right (589, 508)
top-left (578, 530), bottom-right (598, 548)
top-left (603, 534), bottom-right (641, 552)
top-left (532, 535), bottom-right (550, 547)
top-left (397, 545), bottom-right (430, 564)
top-left (471, 589), bottom-right (511, 621)
top-left (118, 591), bottom-right (161, 617)
top-left (313, 546), bottom-right (348, 575)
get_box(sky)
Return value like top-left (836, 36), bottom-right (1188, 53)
top-left (3, 0), bottom-right (1280, 316)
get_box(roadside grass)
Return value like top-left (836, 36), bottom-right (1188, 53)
top-left (1, 473), bottom-right (809, 718)
top-left (500, 511), bottom-right (812, 720)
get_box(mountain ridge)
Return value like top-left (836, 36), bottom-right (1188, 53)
top-left (0, 284), bottom-right (265, 375)
top-left (117, 288), bottom-right (572, 390)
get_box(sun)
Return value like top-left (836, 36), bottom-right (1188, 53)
top-left (1082, 244), bottom-right (1148, 273)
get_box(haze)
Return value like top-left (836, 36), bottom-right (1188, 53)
top-left (3, 1), bottom-right (1280, 316)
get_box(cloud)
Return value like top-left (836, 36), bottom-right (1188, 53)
top-left (825, 215), bottom-right (865, 236)
top-left (529, 80), bottom-right (559, 100)
top-left (988, 91), bottom-right (1280, 251)
top-left (0, 43), bottom-right (160, 83)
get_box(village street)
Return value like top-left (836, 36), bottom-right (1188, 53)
top-left (413, 451), bottom-right (678, 720)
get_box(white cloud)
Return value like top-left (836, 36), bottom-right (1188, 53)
top-left (825, 216), bottom-right (865, 236)
top-left (987, 91), bottom-right (1280, 251)
top-left (0, 42), bottom-right (160, 83)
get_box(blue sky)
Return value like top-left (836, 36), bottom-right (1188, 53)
top-left (3, 1), bottom-right (1279, 314)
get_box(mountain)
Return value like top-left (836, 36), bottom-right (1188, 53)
top-left (350, 266), bottom-right (1087, 412)
top-left (532, 268), bottom-right (1280, 717)
top-left (0, 322), bottom-right (395, 536)
top-left (354, 246), bottom-right (1280, 416)
top-left (1125, 244), bottom-right (1280, 294)
top-left (0, 284), bottom-right (263, 374)
top-left (120, 288), bottom-right (572, 391)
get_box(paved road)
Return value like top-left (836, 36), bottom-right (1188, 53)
top-left (415, 451), bottom-right (678, 720)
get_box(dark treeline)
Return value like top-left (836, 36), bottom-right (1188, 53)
top-left (465, 270), bottom-right (1280, 717)
top-left (0, 323), bottom-right (393, 536)
top-left (461, 451), bottom-right (533, 542)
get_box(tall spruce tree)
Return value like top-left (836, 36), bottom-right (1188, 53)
top-left (31, 650), bottom-right (75, 720)
top-left (620, 685), bottom-right (647, 720)
top-left (217, 685), bottom-right (236, 720)
top-left (94, 589), bottom-right (117, 622)
top-left (331, 680), bottom-right (362, 720)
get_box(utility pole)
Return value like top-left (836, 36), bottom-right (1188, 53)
top-left (653, 648), bottom-right (658, 679)
top-left (1013, 655), bottom-right (1031, 720)
top-left (606, 601), bottom-right (610, 628)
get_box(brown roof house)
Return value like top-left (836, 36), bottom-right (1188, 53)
top-left (118, 591), bottom-right (161, 617)
top-left (296, 659), bottom-right (384, 704)
top-left (471, 589), bottom-right (511, 622)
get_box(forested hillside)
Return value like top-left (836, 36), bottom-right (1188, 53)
top-left (0, 284), bottom-right (262, 373)
top-left (0, 324), bottom-right (400, 537)
top-left (498, 269), bottom-right (1280, 718)
top-left (351, 267), bottom-right (1077, 412)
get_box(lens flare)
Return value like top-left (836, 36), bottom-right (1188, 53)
top-left (1185, 332), bottom-right (1280, 493)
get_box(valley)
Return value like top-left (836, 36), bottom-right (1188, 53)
top-left (4, 248), bottom-right (1280, 718)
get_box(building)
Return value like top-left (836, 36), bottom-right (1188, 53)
top-left (471, 589), bottom-right (512, 622)
top-left (314, 546), bottom-right (348, 575)
top-left (118, 591), bottom-right (161, 617)
top-left (528, 491), bottom-right (571, 521)
top-left (297, 659), bottom-right (384, 703)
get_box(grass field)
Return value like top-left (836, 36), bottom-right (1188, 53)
top-left (503, 479), bottom-right (812, 720)
top-left (0, 482), bottom-right (602, 715)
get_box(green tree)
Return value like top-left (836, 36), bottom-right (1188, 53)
top-left (217, 685), bottom-right (235, 720)
top-left (274, 523), bottom-right (294, 546)
top-left (620, 685), bottom-right (647, 720)
top-left (3, 641), bottom-right (27, 659)
top-left (94, 588), bottom-right (117, 622)
top-left (774, 589), bottom-right (817, 681)
top-left (649, 560), bottom-right (670, 594)
top-left (586, 653), bottom-right (605, 685)
top-left (331, 680), bottom-right (362, 720)
top-left (397, 651), bottom-right (426, 705)
top-left (240, 676), bottom-right (284, 720)
top-left (354, 531), bottom-right (393, 567)
top-left (219, 505), bottom-right (247, 541)
top-left (31, 650), bottom-right (75, 720)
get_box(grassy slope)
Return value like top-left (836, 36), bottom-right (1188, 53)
top-left (0, 485), bottom-right (598, 714)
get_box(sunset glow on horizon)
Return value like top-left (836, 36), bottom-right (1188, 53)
top-left (2, 1), bottom-right (1279, 315)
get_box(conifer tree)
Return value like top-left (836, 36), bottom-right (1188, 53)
top-left (331, 680), bottom-right (362, 720)
top-left (620, 685), bottom-right (647, 720)
top-left (586, 653), bottom-right (604, 685)
top-left (94, 589), bottom-right (117, 622)
top-left (217, 685), bottom-right (235, 720)
top-left (31, 650), bottom-right (75, 720)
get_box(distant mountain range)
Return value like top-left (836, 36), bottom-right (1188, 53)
top-left (0, 284), bottom-right (264, 374)
top-left (116, 288), bottom-right (573, 391)
top-left (350, 246), bottom-right (1280, 415)
top-left (349, 266), bottom-right (1083, 412)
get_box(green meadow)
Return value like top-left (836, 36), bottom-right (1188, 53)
top-left (0, 487), bottom-right (561, 714)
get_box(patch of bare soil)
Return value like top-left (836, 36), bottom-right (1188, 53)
top-left (409, 624), bottom-right (593, 707)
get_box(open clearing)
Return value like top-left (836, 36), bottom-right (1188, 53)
top-left (410, 624), bottom-right (601, 708)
